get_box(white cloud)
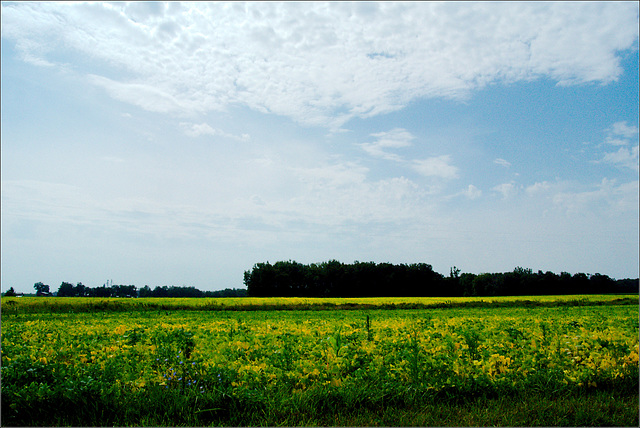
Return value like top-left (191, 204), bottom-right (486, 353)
top-left (180, 122), bottom-right (250, 141)
top-left (359, 128), bottom-right (414, 161)
top-left (525, 181), bottom-right (552, 196)
top-left (494, 158), bottom-right (511, 168)
top-left (2, 2), bottom-right (637, 127)
top-left (292, 162), bottom-right (368, 189)
top-left (250, 195), bottom-right (266, 206)
top-left (180, 122), bottom-right (216, 138)
top-left (102, 156), bottom-right (126, 164)
top-left (601, 146), bottom-right (639, 172)
top-left (87, 74), bottom-right (187, 114)
top-left (463, 184), bottom-right (482, 200)
top-left (447, 184), bottom-right (483, 200)
top-left (20, 51), bottom-right (55, 67)
top-left (286, 174), bottom-right (427, 225)
top-left (359, 129), bottom-right (459, 181)
top-left (412, 156), bottom-right (459, 179)
top-left (610, 121), bottom-right (639, 139)
top-left (492, 181), bottom-right (518, 199)
top-left (552, 178), bottom-right (639, 217)
top-left (605, 137), bottom-right (631, 147)
top-left (597, 121), bottom-right (640, 171)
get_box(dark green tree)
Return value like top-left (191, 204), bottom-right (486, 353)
top-left (94, 284), bottom-right (112, 297)
top-left (74, 282), bottom-right (87, 297)
top-left (3, 287), bottom-right (17, 297)
top-left (34, 282), bottom-right (50, 296)
top-left (139, 285), bottom-right (153, 298)
top-left (57, 282), bottom-right (75, 297)
top-left (111, 284), bottom-right (137, 298)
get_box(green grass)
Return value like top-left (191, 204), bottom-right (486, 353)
top-left (3, 376), bottom-right (637, 426)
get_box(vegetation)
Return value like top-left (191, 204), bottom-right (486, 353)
top-left (1, 294), bottom-right (637, 314)
top-left (2, 287), bottom-right (17, 297)
top-left (1, 296), bottom-right (638, 426)
top-left (13, 262), bottom-right (637, 300)
top-left (33, 282), bottom-right (52, 296)
top-left (26, 281), bottom-right (248, 298)
top-left (244, 261), bottom-right (639, 297)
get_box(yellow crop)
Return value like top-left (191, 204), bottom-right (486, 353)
top-left (1, 298), bottom-right (638, 397)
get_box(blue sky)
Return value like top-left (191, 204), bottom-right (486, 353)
top-left (1, 2), bottom-right (638, 293)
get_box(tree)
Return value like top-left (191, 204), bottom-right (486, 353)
top-left (74, 282), bottom-right (87, 297)
top-left (589, 273), bottom-right (614, 294)
top-left (57, 282), bottom-right (75, 297)
top-left (3, 287), bottom-right (17, 297)
top-left (112, 284), bottom-right (137, 298)
top-left (139, 285), bottom-right (153, 298)
top-left (151, 285), bottom-right (169, 297)
top-left (450, 266), bottom-right (461, 279)
top-left (34, 282), bottom-right (50, 296)
top-left (471, 273), bottom-right (494, 296)
top-left (94, 284), bottom-right (112, 297)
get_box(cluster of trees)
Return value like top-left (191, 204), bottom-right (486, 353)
top-left (453, 268), bottom-right (638, 297)
top-left (244, 260), bottom-right (639, 297)
top-left (244, 260), bottom-right (442, 297)
top-left (57, 282), bottom-right (138, 298)
top-left (14, 282), bottom-right (248, 298)
top-left (137, 285), bottom-right (247, 298)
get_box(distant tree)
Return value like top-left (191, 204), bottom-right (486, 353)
top-left (57, 282), bottom-right (75, 297)
top-left (589, 273), bottom-right (615, 294)
top-left (111, 284), bottom-right (137, 298)
top-left (152, 286), bottom-right (169, 297)
top-left (3, 287), bottom-right (17, 297)
top-left (450, 266), bottom-right (461, 279)
top-left (74, 282), bottom-right (87, 297)
top-left (138, 285), bottom-right (153, 298)
top-left (34, 282), bottom-right (51, 296)
top-left (94, 284), bottom-right (112, 297)
top-left (244, 260), bottom-right (639, 298)
top-left (204, 288), bottom-right (248, 297)
top-left (558, 272), bottom-right (573, 294)
top-left (460, 273), bottom-right (476, 297)
top-left (470, 273), bottom-right (493, 296)
top-left (165, 285), bottom-right (203, 298)
top-left (571, 273), bottom-right (590, 294)
top-left (614, 278), bottom-right (639, 293)
top-left (538, 271), bottom-right (559, 295)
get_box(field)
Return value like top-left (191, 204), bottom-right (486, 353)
top-left (1, 295), bottom-right (638, 426)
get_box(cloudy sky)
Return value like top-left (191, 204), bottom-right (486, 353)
top-left (2, 2), bottom-right (639, 293)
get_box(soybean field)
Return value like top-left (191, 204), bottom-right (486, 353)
top-left (1, 295), bottom-right (638, 426)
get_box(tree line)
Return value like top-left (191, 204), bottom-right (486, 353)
top-left (243, 260), bottom-right (639, 297)
top-left (3, 262), bottom-right (637, 298)
top-left (2, 282), bottom-right (247, 298)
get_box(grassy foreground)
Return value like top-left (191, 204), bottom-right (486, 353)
top-left (4, 378), bottom-right (636, 426)
top-left (1, 295), bottom-right (638, 426)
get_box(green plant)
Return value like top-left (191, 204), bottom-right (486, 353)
top-left (408, 328), bottom-right (421, 383)
top-left (326, 326), bottom-right (346, 357)
top-left (460, 328), bottom-right (481, 360)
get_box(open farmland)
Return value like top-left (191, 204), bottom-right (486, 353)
top-left (1, 293), bottom-right (637, 312)
top-left (1, 296), bottom-right (638, 426)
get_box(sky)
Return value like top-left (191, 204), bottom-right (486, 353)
top-left (1, 1), bottom-right (639, 294)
